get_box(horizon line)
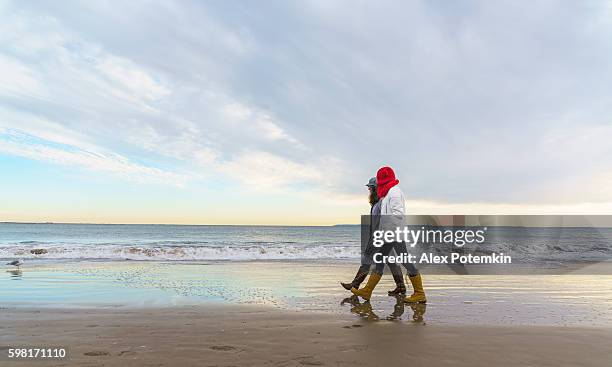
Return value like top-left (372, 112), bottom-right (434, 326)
top-left (0, 221), bottom-right (349, 227)
top-left (2, 219), bottom-right (612, 229)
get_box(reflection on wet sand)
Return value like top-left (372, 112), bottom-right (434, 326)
top-left (5, 261), bottom-right (612, 326)
top-left (7, 269), bottom-right (23, 279)
top-left (410, 302), bottom-right (426, 322)
top-left (341, 295), bottom-right (426, 323)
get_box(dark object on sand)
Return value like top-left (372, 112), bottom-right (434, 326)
top-left (30, 248), bottom-right (48, 255)
top-left (6, 259), bottom-right (24, 268)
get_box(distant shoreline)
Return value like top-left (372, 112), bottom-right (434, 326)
top-left (0, 221), bottom-right (339, 227)
top-left (2, 221), bottom-right (612, 228)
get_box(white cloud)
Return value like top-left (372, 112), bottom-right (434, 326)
top-left (221, 102), bottom-right (298, 143)
top-left (0, 55), bottom-right (41, 97)
top-left (222, 102), bottom-right (252, 120)
top-left (254, 116), bottom-right (298, 143)
top-left (0, 128), bottom-right (186, 186)
top-left (0, 107), bottom-right (97, 151)
top-left (218, 150), bottom-right (322, 189)
top-left (96, 55), bottom-right (170, 101)
top-left (1, 0), bottom-right (612, 212)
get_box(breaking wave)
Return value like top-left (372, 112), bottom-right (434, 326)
top-left (0, 242), bottom-right (361, 261)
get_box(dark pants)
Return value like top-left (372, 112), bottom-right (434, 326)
top-left (373, 242), bottom-right (418, 277)
top-left (349, 253), bottom-right (404, 288)
top-left (355, 262), bottom-right (403, 280)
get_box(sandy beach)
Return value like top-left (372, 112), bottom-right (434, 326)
top-left (2, 261), bottom-right (612, 366)
top-left (2, 305), bottom-right (612, 366)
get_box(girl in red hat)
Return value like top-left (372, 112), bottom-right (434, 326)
top-left (351, 166), bottom-right (427, 303)
top-left (340, 177), bottom-right (406, 296)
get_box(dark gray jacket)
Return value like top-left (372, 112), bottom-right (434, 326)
top-left (364, 200), bottom-right (382, 256)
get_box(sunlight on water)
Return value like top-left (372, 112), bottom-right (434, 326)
top-left (2, 261), bottom-right (612, 326)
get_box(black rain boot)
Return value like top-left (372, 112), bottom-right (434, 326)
top-left (341, 270), bottom-right (368, 290)
top-left (387, 272), bottom-right (406, 296)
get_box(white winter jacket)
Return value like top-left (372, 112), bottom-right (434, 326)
top-left (380, 185), bottom-right (405, 215)
top-left (379, 185), bottom-right (406, 232)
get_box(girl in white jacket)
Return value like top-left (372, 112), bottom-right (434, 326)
top-left (351, 166), bottom-right (427, 303)
top-left (340, 177), bottom-right (406, 295)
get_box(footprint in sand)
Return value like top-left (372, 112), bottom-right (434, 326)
top-left (296, 356), bottom-right (324, 365)
top-left (337, 344), bottom-right (369, 352)
top-left (210, 345), bottom-right (239, 352)
top-left (84, 351), bottom-right (110, 356)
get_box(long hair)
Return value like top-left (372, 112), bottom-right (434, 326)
top-left (368, 187), bottom-right (379, 205)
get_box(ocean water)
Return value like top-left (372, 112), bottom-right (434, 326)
top-left (0, 223), bottom-right (360, 261)
top-left (1, 223), bottom-right (612, 264)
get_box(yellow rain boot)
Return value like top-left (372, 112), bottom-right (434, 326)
top-left (350, 273), bottom-right (382, 301)
top-left (404, 274), bottom-right (427, 303)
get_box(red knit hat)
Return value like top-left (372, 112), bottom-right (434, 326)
top-left (376, 166), bottom-right (399, 198)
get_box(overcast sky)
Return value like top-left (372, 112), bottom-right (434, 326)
top-left (1, 0), bottom-right (612, 224)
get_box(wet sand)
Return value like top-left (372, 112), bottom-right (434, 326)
top-left (2, 305), bottom-right (612, 366)
top-left (2, 261), bottom-right (612, 365)
top-left (4, 261), bottom-right (612, 326)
